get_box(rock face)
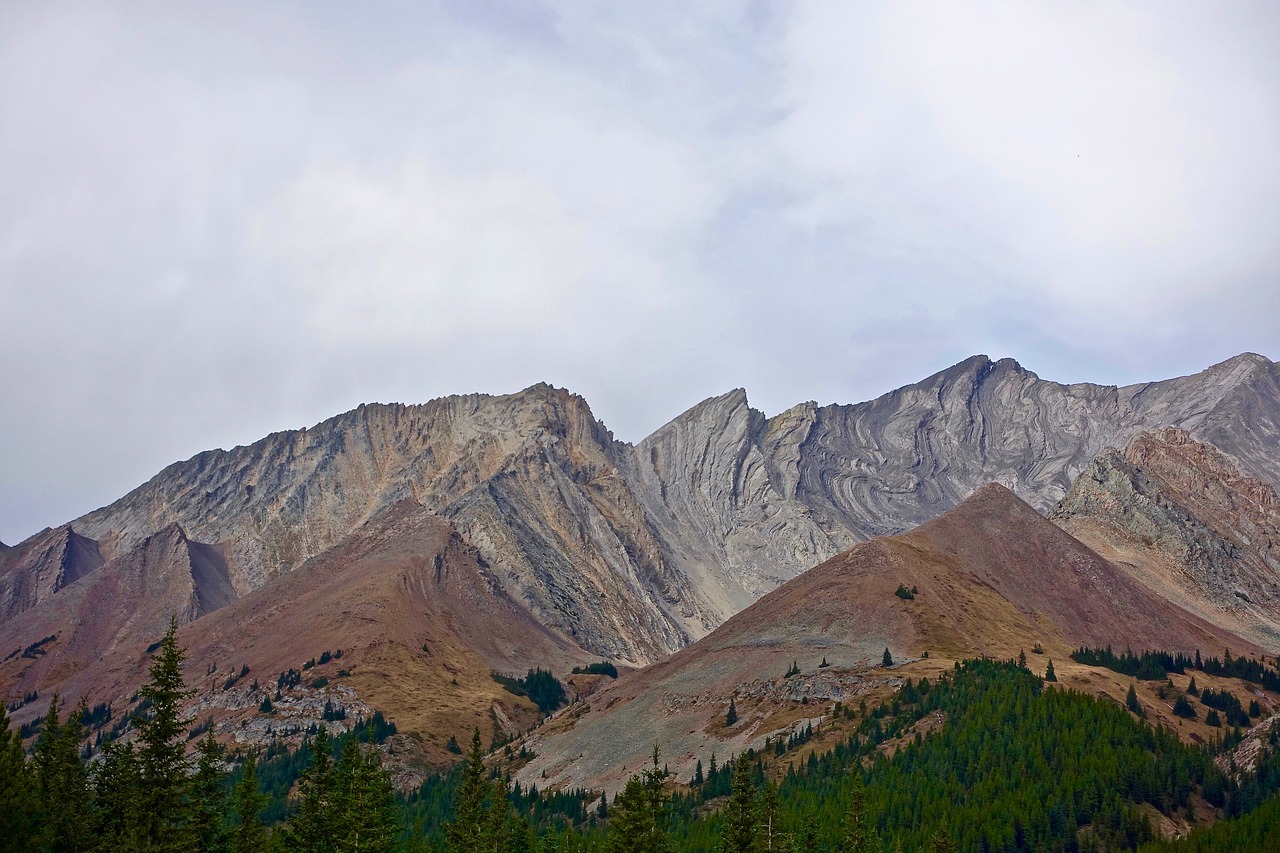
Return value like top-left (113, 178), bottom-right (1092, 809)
top-left (0, 526), bottom-right (103, 620)
top-left (7, 353), bottom-right (1278, 668)
top-left (1052, 427), bottom-right (1280, 649)
top-left (513, 484), bottom-right (1259, 795)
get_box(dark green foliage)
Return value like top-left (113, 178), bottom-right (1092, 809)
top-left (445, 728), bottom-right (498, 853)
top-left (842, 772), bottom-right (877, 853)
top-left (135, 616), bottom-right (197, 852)
top-left (492, 668), bottom-right (567, 715)
top-left (882, 647), bottom-right (894, 667)
top-left (35, 697), bottom-right (93, 852)
top-left (1173, 695), bottom-right (1197, 719)
top-left (720, 755), bottom-right (758, 853)
top-left (0, 702), bottom-right (37, 853)
top-left (1198, 688), bottom-right (1250, 727)
top-left (605, 749), bottom-right (672, 853)
top-left (894, 584), bottom-right (915, 600)
top-left (726, 695), bottom-right (738, 727)
top-left (1187, 676), bottom-right (1199, 695)
top-left (1044, 659), bottom-right (1057, 682)
top-left (571, 661), bottom-right (619, 678)
top-left (819, 656), bottom-right (830, 668)
top-left (1139, 795), bottom-right (1280, 852)
top-left (230, 753), bottom-right (269, 853)
top-left (310, 677), bottom-right (329, 689)
top-left (332, 740), bottom-right (398, 853)
top-left (284, 728), bottom-right (336, 853)
top-left (1126, 684), bottom-right (1145, 717)
top-left (1205, 710), bottom-right (1222, 728)
top-left (445, 735), bottom-right (462, 755)
top-left (192, 730), bottom-right (228, 853)
top-left (22, 634), bottom-right (57, 658)
top-left (784, 661), bottom-right (800, 678)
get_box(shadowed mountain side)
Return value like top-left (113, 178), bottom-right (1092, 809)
top-left (0, 525), bottom-right (104, 620)
top-left (0, 523), bottom-right (238, 707)
top-left (1054, 428), bottom-right (1280, 649)
top-left (512, 484), bottom-right (1259, 795)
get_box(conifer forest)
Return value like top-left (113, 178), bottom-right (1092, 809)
top-left (4, 624), bottom-right (1280, 852)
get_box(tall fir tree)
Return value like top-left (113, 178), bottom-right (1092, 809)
top-left (333, 739), bottom-right (398, 853)
top-left (285, 728), bottom-right (337, 853)
top-left (0, 701), bottom-right (37, 853)
top-left (721, 754), bottom-right (758, 853)
top-left (191, 731), bottom-right (229, 853)
top-left (91, 741), bottom-right (144, 852)
top-left (606, 748), bottom-right (672, 853)
top-left (1044, 660), bottom-right (1057, 682)
top-left (136, 616), bottom-right (196, 852)
top-left (34, 696), bottom-right (92, 853)
top-left (841, 773), bottom-right (877, 853)
top-left (230, 753), bottom-right (269, 853)
top-left (446, 728), bottom-right (496, 853)
top-left (759, 780), bottom-right (783, 853)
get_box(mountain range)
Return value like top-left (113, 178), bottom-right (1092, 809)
top-left (2, 352), bottom-right (1278, 777)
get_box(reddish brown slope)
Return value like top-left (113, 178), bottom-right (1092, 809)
top-left (513, 484), bottom-right (1260, 795)
top-left (1, 500), bottom-right (594, 770)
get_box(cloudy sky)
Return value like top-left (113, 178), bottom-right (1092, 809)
top-left (2, 1), bottom-right (1278, 544)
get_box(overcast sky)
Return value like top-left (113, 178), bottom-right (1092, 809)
top-left (2, 1), bottom-right (1278, 545)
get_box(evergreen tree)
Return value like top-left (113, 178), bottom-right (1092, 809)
top-left (1018, 649), bottom-right (1028, 669)
top-left (759, 780), bottom-right (783, 852)
top-left (606, 749), bottom-right (671, 853)
top-left (285, 728), bottom-right (337, 853)
top-left (92, 741), bottom-right (144, 852)
top-left (1044, 660), bottom-right (1057, 682)
top-left (726, 696), bottom-right (738, 727)
top-left (230, 753), bottom-right (269, 853)
top-left (721, 754), bottom-right (758, 853)
top-left (841, 773), bottom-right (876, 853)
top-left (446, 728), bottom-right (496, 853)
top-left (1126, 684), bottom-right (1143, 717)
top-left (1187, 676), bottom-right (1199, 695)
top-left (136, 616), bottom-right (196, 852)
top-left (0, 701), bottom-right (37, 853)
top-left (333, 739), bottom-right (398, 853)
top-left (882, 648), bottom-right (893, 668)
top-left (34, 696), bottom-right (92, 853)
top-left (928, 827), bottom-right (957, 852)
top-left (191, 730), bottom-right (228, 853)
top-left (692, 759), bottom-right (704, 787)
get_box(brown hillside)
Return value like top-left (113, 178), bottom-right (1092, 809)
top-left (512, 484), bottom-right (1261, 795)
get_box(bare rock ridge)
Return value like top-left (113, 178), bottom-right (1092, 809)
top-left (0, 525), bottom-right (104, 620)
top-left (5, 353), bottom-right (1277, 669)
top-left (1053, 427), bottom-right (1280, 649)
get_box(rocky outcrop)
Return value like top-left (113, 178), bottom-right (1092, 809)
top-left (0, 525), bottom-right (103, 620)
top-left (1052, 428), bottom-right (1280, 648)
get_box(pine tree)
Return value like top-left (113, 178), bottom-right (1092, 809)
top-left (606, 749), bottom-right (671, 853)
top-left (446, 728), bottom-right (496, 853)
top-left (285, 728), bottom-right (337, 853)
top-left (1018, 649), bottom-right (1028, 669)
top-left (842, 773), bottom-right (876, 853)
top-left (1126, 684), bottom-right (1143, 717)
top-left (1187, 676), bottom-right (1199, 695)
top-left (928, 826), bottom-right (957, 852)
top-left (759, 780), bottom-right (782, 852)
top-left (720, 754), bottom-right (758, 853)
top-left (34, 696), bottom-right (92, 853)
top-left (136, 616), bottom-right (196, 852)
top-left (0, 701), bottom-right (37, 853)
top-left (192, 730), bottom-right (228, 853)
top-left (882, 648), bottom-right (893, 668)
top-left (333, 739), bottom-right (398, 853)
top-left (1044, 660), bottom-right (1057, 682)
top-left (92, 740), bottom-right (144, 851)
top-left (726, 695), bottom-right (739, 727)
top-left (230, 753), bottom-right (269, 853)
top-left (692, 759), bottom-right (704, 786)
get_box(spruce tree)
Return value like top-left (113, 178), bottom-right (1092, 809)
top-left (285, 728), bottom-right (337, 853)
top-left (230, 753), bottom-right (269, 853)
top-left (882, 648), bottom-right (893, 668)
top-left (0, 701), bottom-right (37, 853)
top-left (34, 696), bottom-right (92, 853)
top-left (759, 780), bottom-right (782, 853)
top-left (726, 695), bottom-right (738, 727)
top-left (1044, 660), bottom-right (1057, 682)
top-left (191, 730), bottom-right (228, 853)
top-left (92, 740), bottom-right (144, 851)
top-left (720, 754), bottom-right (758, 853)
top-left (446, 728), bottom-right (495, 853)
top-left (692, 759), bottom-right (704, 786)
top-left (606, 749), bottom-right (671, 853)
top-left (137, 616), bottom-right (196, 852)
top-left (333, 739), bottom-right (398, 853)
top-left (1125, 684), bottom-right (1143, 717)
top-left (842, 773), bottom-right (877, 853)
